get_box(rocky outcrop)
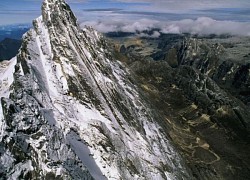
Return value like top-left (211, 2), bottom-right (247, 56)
top-left (175, 65), bottom-right (250, 137)
top-left (177, 37), bottom-right (250, 105)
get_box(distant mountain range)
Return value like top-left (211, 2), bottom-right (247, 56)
top-left (0, 38), bottom-right (21, 61)
top-left (0, 25), bottom-right (29, 41)
top-left (0, 25), bottom-right (28, 61)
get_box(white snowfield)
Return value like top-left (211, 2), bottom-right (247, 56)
top-left (0, 0), bottom-right (191, 179)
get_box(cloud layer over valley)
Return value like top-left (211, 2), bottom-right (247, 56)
top-left (81, 16), bottom-right (250, 37)
top-left (1, 0), bottom-right (250, 37)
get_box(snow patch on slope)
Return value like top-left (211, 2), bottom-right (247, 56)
top-left (0, 57), bottom-right (17, 140)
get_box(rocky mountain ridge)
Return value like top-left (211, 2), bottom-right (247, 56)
top-left (177, 37), bottom-right (250, 106)
top-left (0, 0), bottom-right (192, 179)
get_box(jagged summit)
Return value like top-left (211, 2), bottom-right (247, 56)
top-left (0, 0), bottom-right (192, 179)
top-left (41, 0), bottom-right (78, 29)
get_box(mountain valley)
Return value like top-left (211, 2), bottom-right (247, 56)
top-left (108, 32), bottom-right (250, 179)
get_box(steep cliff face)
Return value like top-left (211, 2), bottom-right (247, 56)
top-left (0, 0), bottom-right (192, 179)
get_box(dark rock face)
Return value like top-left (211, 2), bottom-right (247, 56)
top-left (177, 38), bottom-right (224, 74)
top-left (176, 37), bottom-right (250, 106)
top-left (119, 45), bottom-right (126, 53)
top-left (151, 34), bottom-right (184, 61)
top-left (175, 65), bottom-right (250, 137)
top-left (0, 38), bottom-right (22, 61)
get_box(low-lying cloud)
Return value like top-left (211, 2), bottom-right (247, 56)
top-left (81, 17), bottom-right (250, 37)
top-left (161, 17), bottom-right (250, 36)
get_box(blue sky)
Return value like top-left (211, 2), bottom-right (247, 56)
top-left (0, 0), bottom-right (149, 25)
top-left (0, 0), bottom-right (250, 36)
top-left (1, 0), bottom-right (250, 25)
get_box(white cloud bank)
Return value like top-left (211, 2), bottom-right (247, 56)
top-left (161, 17), bottom-right (250, 36)
top-left (81, 17), bottom-right (250, 36)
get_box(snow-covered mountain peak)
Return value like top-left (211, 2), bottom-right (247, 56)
top-left (0, 0), bottom-right (192, 179)
top-left (42, 0), bottom-right (78, 27)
